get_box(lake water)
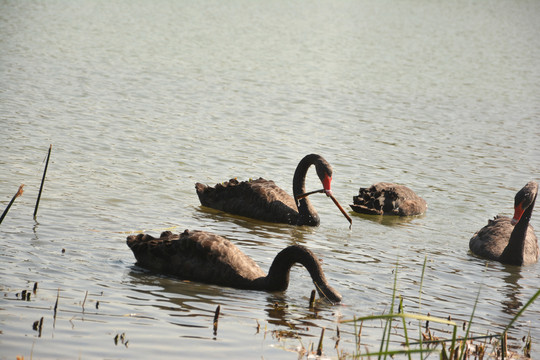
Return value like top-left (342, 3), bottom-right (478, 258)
top-left (1, 0), bottom-right (539, 358)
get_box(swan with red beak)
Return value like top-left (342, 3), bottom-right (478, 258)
top-left (470, 181), bottom-right (538, 266)
top-left (196, 154), bottom-right (351, 227)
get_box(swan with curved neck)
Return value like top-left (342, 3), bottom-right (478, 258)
top-left (126, 230), bottom-right (342, 303)
top-left (195, 154), bottom-right (351, 226)
top-left (469, 181), bottom-right (538, 266)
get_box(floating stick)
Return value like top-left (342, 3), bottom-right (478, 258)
top-left (501, 331), bottom-right (508, 358)
top-left (38, 317), bottom-right (43, 337)
top-left (356, 319), bottom-right (364, 352)
top-left (295, 189), bottom-right (325, 199)
top-left (335, 326), bottom-right (341, 349)
top-left (33, 144), bottom-right (52, 220)
top-left (309, 289), bottom-right (316, 309)
top-left (316, 327), bottom-right (325, 356)
top-left (0, 184), bottom-right (24, 225)
top-left (82, 290), bottom-right (88, 312)
top-left (329, 194), bottom-right (353, 228)
top-left (53, 288), bottom-right (59, 328)
top-left (296, 188), bottom-right (353, 228)
top-left (213, 305), bottom-right (221, 335)
top-left (33, 317), bottom-right (44, 337)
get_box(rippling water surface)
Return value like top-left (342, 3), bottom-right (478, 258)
top-left (1, 1), bottom-right (539, 359)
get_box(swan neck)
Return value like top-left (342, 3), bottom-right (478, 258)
top-left (500, 193), bottom-right (536, 265)
top-left (292, 154), bottom-right (323, 225)
top-left (264, 245), bottom-right (341, 303)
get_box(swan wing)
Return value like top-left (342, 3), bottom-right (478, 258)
top-left (196, 178), bottom-right (299, 223)
top-left (127, 230), bottom-right (265, 288)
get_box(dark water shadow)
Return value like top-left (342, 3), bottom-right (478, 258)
top-left (498, 264), bottom-right (524, 316)
top-left (466, 255), bottom-right (525, 317)
top-left (349, 211), bottom-right (425, 227)
top-left (263, 294), bottom-right (335, 338)
top-left (126, 266), bottom-right (229, 315)
top-left (125, 264), bottom-right (337, 337)
top-left (192, 205), bottom-right (317, 243)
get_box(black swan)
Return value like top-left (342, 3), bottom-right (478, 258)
top-left (126, 230), bottom-right (342, 303)
top-left (469, 181), bottom-right (538, 266)
top-left (195, 154), bottom-right (352, 227)
top-left (349, 182), bottom-right (427, 216)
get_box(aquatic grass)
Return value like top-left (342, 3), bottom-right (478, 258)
top-left (501, 288), bottom-right (540, 359)
top-left (339, 258), bottom-right (457, 359)
top-left (261, 257), bottom-right (538, 359)
top-left (378, 259), bottom-right (401, 358)
top-left (337, 258), bottom-right (540, 360)
top-left (456, 283), bottom-right (482, 360)
top-left (341, 310), bottom-right (456, 358)
top-left (416, 255), bottom-right (428, 360)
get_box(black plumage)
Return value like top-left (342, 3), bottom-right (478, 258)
top-left (350, 182), bottom-right (427, 216)
top-left (127, 229), bottom-right (342, 303)
top-left (195, 154), bottom-right (340, 226)
top-left (469, 181), bottom-right (538, 265)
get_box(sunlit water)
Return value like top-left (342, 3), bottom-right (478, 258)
top-left (1, 0), bottom-right (539, 359)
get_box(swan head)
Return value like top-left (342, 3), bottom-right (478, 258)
top-left (313, 156), bottom-right (333, 197)
top-left (511, 181), bottom-right (538, 225)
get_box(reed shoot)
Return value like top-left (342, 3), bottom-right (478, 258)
top-left (0, 184), bottom-right (24, 225)
top-left (34, 144), bottom-right (52, 220)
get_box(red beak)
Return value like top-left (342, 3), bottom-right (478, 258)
top-left (511, 203), bottom-right (524, 225)
top-left (322, 174), bottom-right (332, 196)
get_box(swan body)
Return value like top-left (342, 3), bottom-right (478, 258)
top-left (195, 154), bottom-right (338, 226)
top-left (469, 181), bottom-right (538, 266)
top-left (350, 182), bottom-right (427, 216)
top-left (126, 230), bottom-right (342, 303)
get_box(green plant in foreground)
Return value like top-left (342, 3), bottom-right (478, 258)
top-left (339, 258), bottom-right (539, 359)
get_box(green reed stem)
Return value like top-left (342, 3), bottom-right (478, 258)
top-left (399, 301), bottom-right (412, 360)
top-left (379, 260), bottom-right (400, 359)
top-left (417, 255), bottom-right (427, 360)
top-left (457, 284), bottom-right (481, 360)
top-left (359, 347), bottom-right (439, 358)
top-left (341, 313), bottom-right (456, 358)
top-left (342, 312), bottom-right (456, 326)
